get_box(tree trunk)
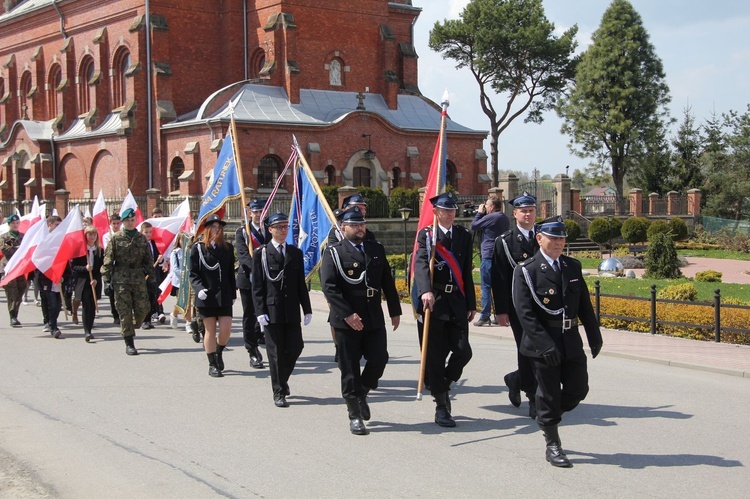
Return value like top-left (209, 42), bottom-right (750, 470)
top-left (490, 127), bottom-right (500, 187)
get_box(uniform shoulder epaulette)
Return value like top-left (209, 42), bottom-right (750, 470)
top-left (519, 256), bottom-right (536, 267)
top-left (454, 225), bottom-right (470, 235)
top-left (501, 229), bottom-right (513, 239)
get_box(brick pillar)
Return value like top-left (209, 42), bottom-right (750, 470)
top-left (570, 188), bottom-right (581, 214)
top-left (649, 192), bottom-right (659, 215)
top-left (146, 188), bottom-right (160, 216)
top-left (630, 188), bottom-right (643, 216)
top-left (337, 186), bottom-right (356, 210)
top-left (418, 186), bottom-right (426, 216)
top-left (55, 189), bottom-right (70, 217)
top-left (667, 191), bottom-right (679, 216)
top-left (497, 174), bottom-right (518, 216)
top-left (580, 197), bottom-right (586, 216)
top-left (554, 173), bottom-right (570, 217)
top-left (488, 186), bottom-right (503, 204)
top-left (687, 188), bottom-right (701, 216)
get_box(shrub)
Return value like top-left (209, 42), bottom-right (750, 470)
top-left (388, 187), bottom-right (420, 218)
top-left (320, 185), bottom-right (339, 210)
top-left (657, 283), bottom-right (698, 301)
top-left (588, 217), bottom-right (619, 245)
top-left (645, 232), bottom-right (682, 278)
top-left (356, 187), bottom-right (389, 218)
top-left (647, 220), bottom-right (671, 241)
top-left (564, 219), bottom-right (581, 243)
top-left (695, 270), bottom-right (722, 282)
top-left (669, 218), bottom-right (689, 241)
top-left (387, 254), bottom-right (407, 271)
top-left (621, 216), bottom-right (651, 243)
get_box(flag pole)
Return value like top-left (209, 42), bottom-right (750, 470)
top-left (416, 92), bottom-right (449, 401)
top-left (293, 135), bottom-right (341, 234)
top-left (229, 105), bottom-right (253, 256)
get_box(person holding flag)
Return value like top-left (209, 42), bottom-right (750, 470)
top-left (1, 213), bottom-right (26, 327)
top-left (35, 215), bottom-right (67, 338)
top-left (235, 198), bottom-right (269, 369)
top-left (70, 226), bottom-right (104, 342)
top-left (102, 208), bottom-right (155, 356)
top-left (414, 192), bottom-right (476, 428)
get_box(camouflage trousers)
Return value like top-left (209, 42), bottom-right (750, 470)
top-left (3, 275), bottom-right (26, 319)
top-left (113, 281), bottom-right (150, 338)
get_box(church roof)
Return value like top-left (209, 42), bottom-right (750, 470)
top-left (165, 83), bottom-right (484, 135)
top-left (0, 0), bottom-right (54, 22)
top-left (55, 112), bottom-right (123, 141)
top-left (0, 119), bottom-right (54, 147)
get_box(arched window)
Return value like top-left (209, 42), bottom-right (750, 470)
top-left (446, 160), bottom-right (458, 190)
top-left (258, 155), bottom-right (284, 190)
top-left (170, 157), bottom-right (185, 193)
top-left (47, 64), bottom-right (62, 119)
top-left (78, 56), bottom-right (95, 114)
top-left (329, 58), bottom-right (343, 86)
top-left (112, 48), bottom-right (130, 108)
top-left (16, 154), bottom-right (30, 203)
top-left (353, 165), bottom-right (371, 187)
top-left (19, 71), bottom-right (32, 119)
top-left (325, 165), bottom-right (336, 185)
top-left (250, 48), bottom-right (266, 79)
top-left (392, 167), bottom-right (401, 189)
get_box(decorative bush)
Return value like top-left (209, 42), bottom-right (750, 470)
top-left (320, 185), bottom-right (339, 210)
top-left (621, 216), bottom-right (651, 243)
top-left (647, 220), bottom-right (671, 241)
top-left (657, 282), bottom-right (698, 301)
top-left (695, 270), bottom-right (723, 283)
top-left (669, 218), bottom-right (689, 241)
top-left (388, 187), bottom-right (420, 218)
top-left (645, 232), bottom-right (682, 278)
top-left (387, 254), bottom-right (407, 271)
top-left (564, 219), bottom-right (581, 243)
top-left (356, 187), bottom-right (389, 218)
top-left (619, 255), bottom-right (645, 269)
top-left (588, 217), bottom-right (620, 245)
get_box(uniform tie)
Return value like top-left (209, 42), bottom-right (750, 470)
top-left (553, 260), bottom-right (560, 273)
top-left (443, 231), bottom-right (452, 250)
top-left (355, 244), bottom-right (363, 253)
top-left (277, 244), bottom-right (284, 259)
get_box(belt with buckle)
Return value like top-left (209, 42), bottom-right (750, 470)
top-left (352, 289), bottom-right (379, 298)
top-left (434, 283), bottom-right (454, 294)
top-left (541, 318), bottom-right (578, 330)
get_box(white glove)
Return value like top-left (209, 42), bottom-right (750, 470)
top-left (304, 313), bottom-right (312, 326)
top-left (257, 314), bottom-right (269, 326)
top-left (197, 289), bottom-right (208, 301)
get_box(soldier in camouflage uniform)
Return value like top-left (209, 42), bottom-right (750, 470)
top-left (1, 213), bottom-right (25, 327)
top-left (101, 208), bottom-right (155, 355)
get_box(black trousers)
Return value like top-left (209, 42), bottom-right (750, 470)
top-left (264, 323), bottom-right (304, 398)
top-left (335, 325), bottom-right (388, 400)
top-left (530, 352), bottom-right (589, 426)
top-left (80, 283), bottom-right (96, 335)
top-left (239, 288), bottom-right (261, 351)
top-left (417, 315), bottom-right (472, 394)
top-left (41, 289), bottom-right (62, 330)
top-left (509, 310), bottom-right (538, 397)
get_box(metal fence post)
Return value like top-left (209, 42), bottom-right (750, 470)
top-left (714, 288), bottom-right (721, 343)
top-left (595, 280), bottom-right (600, 324)
top-left (650, 284), bottom-right (657, 335)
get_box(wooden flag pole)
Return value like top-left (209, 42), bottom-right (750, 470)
top-left (229, 109), bottom-right (253, 256)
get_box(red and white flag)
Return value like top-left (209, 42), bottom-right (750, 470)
top-left (92, 189), bottom-right (110, 245)
top-left (32, 206), bottom-right (87, 283)
top-left (157, 274), bottom-right (173, 304)
top-left (170, 198), bottom-right (193, 234)
top-left (18, 196), bottom-right (43, 234)
top-left (139, 212), bottom-right (188, 258)
top-left (119, 189), bottom-right (144, 225)
top-left (0, 220), bottom-right (48, 286)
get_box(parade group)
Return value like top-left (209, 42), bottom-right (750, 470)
top-left (1, 191), bottom-right (603, 468)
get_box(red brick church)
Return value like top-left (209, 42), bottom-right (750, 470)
top-left (0, 0), bottom-right (487, 209)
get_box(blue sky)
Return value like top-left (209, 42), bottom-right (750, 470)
top-left (412, 0), bottom-right (750, 179)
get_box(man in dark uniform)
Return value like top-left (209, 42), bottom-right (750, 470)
top-left (236, 198), bottom-right (269, 369)
top-left (1, 214), bottom-right (25, 327)
top-left (491, 191), bottom-right (540, 417)
top-left (321, 207), bottom-right (402, 435)
top-left (102, 208), bottom-right (156, 356)
top-left (414, 192), bottom-right (476, 428)
top-left (512, 216), bottom-right (603, 468)
top-left (326, 194), bottom-right (376, 245)
top-left (252, 212), bottom-right (311, 407)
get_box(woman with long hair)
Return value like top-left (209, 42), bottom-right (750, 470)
top-left (189, 214), bottom-right (236, 377)
top-left (70, 226), bottom-right (104, 342)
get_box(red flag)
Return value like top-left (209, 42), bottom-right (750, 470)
top-left (92, 189), bottom-right (109, 245)
top-left (32, 206), bottom-right (86, 282)
top-left (157, 274), bottom-right (173, 304)
top-left (139, 213), bottom-right (188, 257)
top-left (119, 189), bottom-right (144, 225)
top-left (18, 196), bottom-right (42, 234)
top-left (0, 220), bottom-right (48, 286)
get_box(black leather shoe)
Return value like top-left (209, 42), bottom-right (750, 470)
top-left (190, 321), bottom-right (201, 343)
top-left (142, 321), bottom-right (154, 330)
top-left (504, 371), bottom-right (522, 408)
top-left (126, 345), bottom-right (138, 356)
top-left (52, 329), bottom-right (62, 339)
top-left (274, 396), bottom-right (289, 408)
top-left (546, 443), bottom-right (572, 468)
top-left (85, 333), bottom-right (94, 342)
top-left (434, 407), bottom-right (456, 427)
top-left (10, 317), bottom-right (21, 327)
top-left (250, 355), bottom-right (264, 369)
top-left (349, 418), bottom-right (368, 435)
top-left (208, 365), bottom-right (223, 377)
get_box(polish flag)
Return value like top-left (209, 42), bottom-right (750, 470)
top-left (92, 189), bottom-right (110, 245)
top-left (139, 212), bottom-right (188, 258)
top-left (18, 196), bottom-right (43, 234)
top-left (0, 220), bottom-right (48, 286)
top-left (119, 189), bottom-right (144, 225)
top-left (170, 197), bottom-right (193, 234)
top-left (32, 206), bottom-right (87, 283)
top-left (157, 274), bottom-right (173, 304)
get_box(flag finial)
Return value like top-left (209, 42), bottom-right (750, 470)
top-left (441, 89), bottom-right (450, 108)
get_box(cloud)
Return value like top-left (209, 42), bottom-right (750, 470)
top-left (448, 0), bottom-right (470, 18)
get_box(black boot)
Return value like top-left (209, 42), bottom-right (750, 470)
top-left (124, 335), bottom-right (138, 356)
top-left (207, 353), bottom-right (223, 378)
top-left (216, 344), bottom-right (226, 372)
top-left (345, 398), bottom-right (368, 435)
top-left (190, 320), bottom-right (201, 343)
top-left (540, 424), bottom-right (572, 468)
top-left (434, 392), bottom-right (456, 427)
top-left (358, 388), bottom-right (371, 421)
top-left (504, 371), bottom-right (521, 407)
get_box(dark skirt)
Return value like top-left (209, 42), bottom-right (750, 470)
top-left (198, 305), bottom-right (233, 319)
top-left (170, 285), bottom-right (179, 297)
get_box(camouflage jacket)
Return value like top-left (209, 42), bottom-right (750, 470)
top-left (102, 230), bottom-right (155, 285)
top-left (0, 231), bottom-right (23, 274)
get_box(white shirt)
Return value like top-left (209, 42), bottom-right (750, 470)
top-left (539, 248), bottom-right (560, 270)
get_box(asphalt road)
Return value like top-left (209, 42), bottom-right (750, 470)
top-left (1, 293), bottom-right (748, 498)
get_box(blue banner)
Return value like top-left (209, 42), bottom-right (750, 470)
top-left (197, 132), bottom-right (242, 228)
top-left (287, 167), bottom-right (334, 280)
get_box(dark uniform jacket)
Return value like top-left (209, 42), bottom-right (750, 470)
top-left (321, 239), bottom-right (401, 330)
top-left (512, 253), bottom-right (603, 359)
top-left (491, 226), bottom-right (539, 316)
top-left (70, 248), bottom-right (104, 300)
top-left (102, 231), bottom-right (155, 285)
top-left (235, 224), bottom-right (270, 290)
top-left (252, 242), bottom-right (311, 324)
top-left (414, 224), bottom-right (476, 320)
top-left (189, 242), bottom-right (236, 308)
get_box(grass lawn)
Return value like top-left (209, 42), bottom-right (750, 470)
top-left (676, 248), bottom-right (750, 260)
top-left (586, 275), bottom-right (750, 303)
